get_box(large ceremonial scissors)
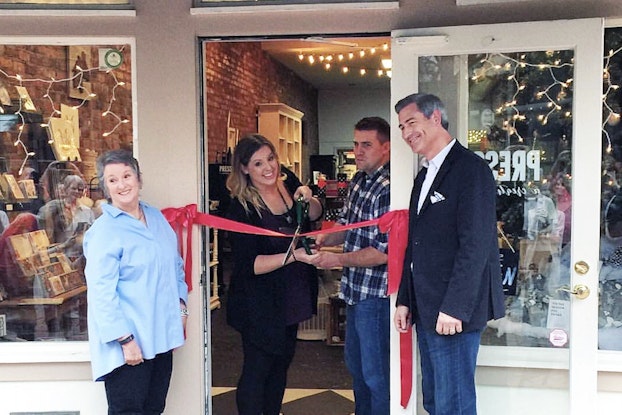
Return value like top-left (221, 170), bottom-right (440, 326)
top-left (282, 195), bottom-right (313, 265)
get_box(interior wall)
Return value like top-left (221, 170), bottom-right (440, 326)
top-left (203, 40), bottom-right (319, 183)
top-left (318, 88), bottom-right (391, 155)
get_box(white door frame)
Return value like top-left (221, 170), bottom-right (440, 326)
top-left (389, 18), bottom-right (604, 414)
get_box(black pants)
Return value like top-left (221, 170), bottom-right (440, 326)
top-left (104, 350), bottom-right (173, 415)
top-left (236, 325), bottom-right (298, 415)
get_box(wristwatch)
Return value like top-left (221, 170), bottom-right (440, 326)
top-left (180, 308), bottom-right (189, 317)
top-left (118, 334), bottom-right (134, 345)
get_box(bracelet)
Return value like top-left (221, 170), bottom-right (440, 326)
top-left (180, 308), bottom-right (189, 317)
top-left (118, 334), bottom-right (134, 345)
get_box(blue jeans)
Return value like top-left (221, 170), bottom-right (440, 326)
top-left (345, 297), bottom-right (390, 415)
top-left (415, 324), bottom-right (482, 415)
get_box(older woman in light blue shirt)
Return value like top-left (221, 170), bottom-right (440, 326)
top-left (84, 149), bottom-right (188, 415)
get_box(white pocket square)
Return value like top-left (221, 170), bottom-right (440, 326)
top-left (430, 191), bottom-right (446, 204)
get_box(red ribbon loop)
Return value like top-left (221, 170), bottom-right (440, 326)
top-left (378, 209), bottom-right (409, 296)
top-left (162, 204), bottom-right (198, 292)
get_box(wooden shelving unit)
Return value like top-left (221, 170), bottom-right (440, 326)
top-left (209, 228), bottom-right (220, 310)
top-left (257, 103), bottom-right (304, 178)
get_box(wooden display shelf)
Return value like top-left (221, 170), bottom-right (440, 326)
top-left (258, 103), bottom-right (304, 178)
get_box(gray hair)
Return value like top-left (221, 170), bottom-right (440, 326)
top-left (63, 174), bottom-right (85, 189)
top-left (96, 149), bottom-right (141, 199)
top-left (394, 93), bottom-right (449, 130)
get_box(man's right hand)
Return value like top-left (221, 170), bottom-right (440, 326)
top-left (310, 251), bottom-right (341, 269)
top-left (394, 305), bottom-right (411, 333)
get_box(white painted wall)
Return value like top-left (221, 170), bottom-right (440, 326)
top-left (0, 1), bottom-right (621, 414)
top-left (318, 88), bottom-right (391, 155)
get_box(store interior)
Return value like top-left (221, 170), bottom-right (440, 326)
top-left (204, 35), bottom-right (391, 414)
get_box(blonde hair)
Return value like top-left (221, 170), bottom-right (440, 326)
top-left (226, 134), bottom-right (282, 214)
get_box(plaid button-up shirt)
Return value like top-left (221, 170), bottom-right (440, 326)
top-left (337, 162), bottom-right (390, 305)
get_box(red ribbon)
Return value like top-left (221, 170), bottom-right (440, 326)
top-left (161, 203), bottom-right (413, 407)
top-left (378, 208), bottom-right (414, 408)
top-left (399, 330), bottom-right (413, 408)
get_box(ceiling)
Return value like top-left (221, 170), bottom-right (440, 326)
top-left (261, 36), bottom-right (391, 90)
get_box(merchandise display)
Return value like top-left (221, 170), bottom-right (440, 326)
top-left (7, 230), bottom-right (85, 297)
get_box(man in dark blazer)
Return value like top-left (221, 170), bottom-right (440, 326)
top-left (393, 93), bottom-right (505, 415)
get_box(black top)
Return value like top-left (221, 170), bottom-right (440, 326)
top-left (225, 174), bottom-right (318, 354)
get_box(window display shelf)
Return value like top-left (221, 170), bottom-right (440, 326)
top-left (209, 229), bottom-right (220, 311)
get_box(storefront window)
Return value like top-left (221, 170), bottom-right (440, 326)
top-left (193, 0), bottom-right (397, 9)
top-left (0, 0), bottom-right (131, 7)
top-left (599, 27), bottom-right (622, 351)
top-left (420, 50), bottom-right (575, 348)
top-left (0, 43), bottom-right (132, 341)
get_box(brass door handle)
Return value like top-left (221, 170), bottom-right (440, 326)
top-left (557, 284), bottom-right (590, 300)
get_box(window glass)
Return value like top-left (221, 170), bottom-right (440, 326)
top-left (599, 27), bottom-right (622, 351)
top-left (420, 50), bottom-right (575, 348)
top-left (0, 0), bottom-right (130, 5)
top-left (0, 44), bottom-right (132, 341)
top-left (194, 0), bottom-right (394, 7)
top-left (472, 51), bottom-right (573, 348)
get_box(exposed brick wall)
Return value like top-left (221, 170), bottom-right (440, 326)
top-left (0, 44), bottom-right (133, 184)
top-left (204, 41), bottom-right (318, 182)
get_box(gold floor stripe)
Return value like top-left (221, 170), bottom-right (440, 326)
top-left (211, 387), bottom-right (354, 402)
top-left (211, 386), bottom-right (235, 396)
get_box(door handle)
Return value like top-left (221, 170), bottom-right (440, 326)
top-left (557, 284), bottom-right (590, 300)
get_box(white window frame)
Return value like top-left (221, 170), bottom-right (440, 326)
top-left (191, 0), bottom-right (398, 14)
top-left (0, 35), bottom-right (137, 364)
top-left (0, 0), bottom-right (134, 16)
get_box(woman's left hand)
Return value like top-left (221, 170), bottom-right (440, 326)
top-left (292, 247), bottom-right (318, 265)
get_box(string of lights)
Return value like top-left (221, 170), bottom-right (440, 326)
top-left (472, 52), bottom-right (573, 145)
top-left (0, 59), bottom-right (128, 175)
top-left (295, 42), bottom-right (391, 78)
top-left (603, 45), bottom-right (622, 153)
top-left (102, 69), bottom-right (129, 137)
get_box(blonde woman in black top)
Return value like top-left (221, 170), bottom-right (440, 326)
top-left (225, 134), bottom-right (322, 415)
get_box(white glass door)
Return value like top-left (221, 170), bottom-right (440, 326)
top-left (389, 19), bottom-right (603, 414)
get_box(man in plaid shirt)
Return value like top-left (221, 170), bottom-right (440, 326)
top-left (312, 116), bottom-right (391, 415)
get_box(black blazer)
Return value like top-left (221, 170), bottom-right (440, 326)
top-left (397, 142), bottom-right (505, 332)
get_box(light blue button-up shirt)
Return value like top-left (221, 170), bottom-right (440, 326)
top-left (84, 201), bottom-right (188, 381)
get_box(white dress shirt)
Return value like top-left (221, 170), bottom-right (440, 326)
top-left (417, 139), bottom-right (456, 213)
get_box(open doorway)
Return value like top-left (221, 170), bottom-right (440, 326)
top-left (200, 34), bottom-right (390, 414)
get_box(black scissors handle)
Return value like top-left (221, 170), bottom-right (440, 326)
top-left (296, 196), bottom-right (312, 254)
